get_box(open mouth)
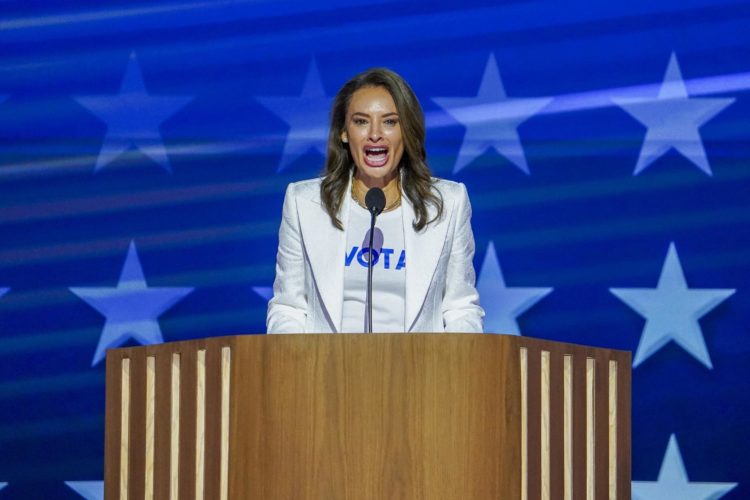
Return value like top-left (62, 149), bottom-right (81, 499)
top-left (364, 146), bottom-right (389, 167)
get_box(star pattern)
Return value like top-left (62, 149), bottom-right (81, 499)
top-left (477, 241), bottom-right (553, 335)
top-left (65, 481), bottom-right (103, 500)
top-left (632, 435), bottom-right (737, 499)
top-left (613, 53), bottom-right (735, 175)
top-left (2, 23), bottom-right (750, 499)
top-left (610, 243), bottom-right (735, 368)
top-left (75, 51), bottom-right (193, 172)
top-left (70, 241), bottom-right (194, 366)
top-left (432, 54), bottom-right (552, 174)
top-left (256, 59), bottom-right (332, 172)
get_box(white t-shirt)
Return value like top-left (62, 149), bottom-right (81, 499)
top-left (342, 203), bottom-right (406, 333)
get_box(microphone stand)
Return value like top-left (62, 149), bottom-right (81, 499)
top-left (364, 187), bottom-right (385, 334)
top-left (367, 209), bottom-right (376, 334)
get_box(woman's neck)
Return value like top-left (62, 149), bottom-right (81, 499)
top-left (351, 174), bottom-right (402, 212)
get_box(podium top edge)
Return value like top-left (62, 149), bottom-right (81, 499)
top-left (104, 332), bottom-right (631, 361)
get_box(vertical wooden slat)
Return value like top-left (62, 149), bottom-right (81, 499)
top-left (548, 351), bottom-right (564, 500)
top-left (195, 349), bottom-right (207, 500)
top-left (540, 351), bottom-right (551, 500)
top-left (170, 353), bottom-right (181, 500)
top-left (153, 350), bottom-right (172, 500)
top-left (527, 345), bottom-right (542, 500)
top-left (609, 360), bottom-right (618, 500)
top-left (120, 358), bottom-right (131, 500)
top-left (572, 354), bottom-right (587, 500)
top-left (204, 346), bottom-right (223, 499)
top-left (220, 346), bottom-right (232, 500)
top-left (563, 355), bottom-right (573, 500)
top-left (128, 353), bottom-right (146, 500)
top-left (104, 352), bottom-right (122, 500)
top-left (586, 358), bottom-right (595, 500)
top-left (520, 347), bottom-right (528, 500)
top-left (617, 354), bottom-right (632, 500)
top-left (179, 348), bottom-right (197, 499)
top-left (145, 356), bottom-right (156, 500)
top-left (596, 356), bottom-right (610, 500)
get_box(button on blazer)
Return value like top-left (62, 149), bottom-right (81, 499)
top-left (267, 176), bottom-right (484, 334)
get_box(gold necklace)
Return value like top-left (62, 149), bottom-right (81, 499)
top-left (351, 175), bottom-right (402, 213)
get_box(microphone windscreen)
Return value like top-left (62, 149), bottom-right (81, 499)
top-left (365, 187), bottom-right (386, 215)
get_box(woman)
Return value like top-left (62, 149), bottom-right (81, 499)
top-left (267, 68), bottom-right (483, 333)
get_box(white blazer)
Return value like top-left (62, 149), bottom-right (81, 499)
top-left (267, 176), bottom-right (484, 334)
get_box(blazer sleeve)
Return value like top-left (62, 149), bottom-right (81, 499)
top-left (267, 183), bottom-right (307, 333)
top-left (442, 183), bottom-right (485, 333)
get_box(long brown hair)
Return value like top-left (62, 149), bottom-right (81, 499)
top-left (320, 68), bottom-right (443, 231)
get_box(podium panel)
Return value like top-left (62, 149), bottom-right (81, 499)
top-left (105, 334), bottom-right (630, 499)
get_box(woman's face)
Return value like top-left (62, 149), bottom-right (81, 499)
top-left (342, 86), bottom-right (404, 188)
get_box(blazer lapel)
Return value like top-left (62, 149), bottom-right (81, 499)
top-left (403, 190), bottom-right (454, 332)
top-left (296, 178), bottom-right (351, 332)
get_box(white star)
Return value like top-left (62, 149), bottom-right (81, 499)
top-left (75, 51), bottom-right (193, 172)
top-left (65, 480), bottom-right (103, 500)
top-left (432, 54), bottom-right (552, 174)
top-left (256, 59), bottom-right (331, 172)
top-left (633, 435), bottom-right (737, 499)
top-left (613, 53), bottom-right (734, 175)
top-left (477, 241), bottom-right (553, 335)
top-left (70, 241), bottom-right (194, 366)
top-left (610, 243), bottom-right (734, 368)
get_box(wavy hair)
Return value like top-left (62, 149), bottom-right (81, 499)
top-left (320, 68), bottom-right (443, 231)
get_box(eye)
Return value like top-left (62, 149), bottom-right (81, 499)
top-left (384, 118), bottom-right (399, 126)
top-left (353, 117), bottom-right (368, 126)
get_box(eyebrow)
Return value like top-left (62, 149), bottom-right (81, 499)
top-left (350, 111), bottom-right (400, 118)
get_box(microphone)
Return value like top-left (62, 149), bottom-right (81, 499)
top-left (364, 187), bottom-right (385, 333)
top-left (365, 187), bottom-right (386, 216)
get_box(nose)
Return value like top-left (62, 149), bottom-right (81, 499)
top-left (368, 122), bottom-right (383, 142)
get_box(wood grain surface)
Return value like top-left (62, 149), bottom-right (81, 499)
top-left (103, 333), bottom-right (630, 500)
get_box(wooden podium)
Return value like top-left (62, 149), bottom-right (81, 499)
top-left (104, 334), bottom-right (630, 499)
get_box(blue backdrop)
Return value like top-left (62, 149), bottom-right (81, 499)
top-left (1, 0), bottom-right (748, 497)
